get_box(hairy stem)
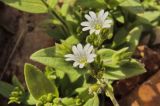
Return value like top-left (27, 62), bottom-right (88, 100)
top-left (49, 9), bottom-right (69, 35)
top-left (41, 0), bottom-right (69, 36)
top-left (105, 86), bottom-right (119, 106)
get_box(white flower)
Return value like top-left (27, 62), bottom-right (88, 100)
top-left (65, 43), bottom-right (96, 68)
top-left (81, 10), bottom-right (112, 35)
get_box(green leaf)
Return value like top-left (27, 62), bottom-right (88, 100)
top-left (60, 3), bottom-right (69, 16)
top-left (76, 86), bottom-right (92, 102)
top-left (97, 49), bottom-right (115, 66)
top-left (24, 94), bottom-right (37, 105)
top-left (126, 26), bottom-right (143, 52)
top-left (56, 73), bottom-right (84, 96)
top-left (112, 11), bottom-right (125, 23)
top-left (0, 0), bottom-right (48, 13)
top-left (55, 36), bottom-right (79, 56)
top-left (30, 47), bottom-right (83, 82)
top-left (112, 28), bottom-right (128, 48)
top-left (137, 11), bottom-right (160, 26)
top-left (30, 36), bottom-right (83, 82)
top-left (98, 48), bottom-right (132, 67)
top-left (0, 81), bottom-right (14, 98)
top-left (45, 67), bottom-right (56, 80)
top-left (84, 94), bottom-right (99, 106)
top-left (103, 59), bottom-right (146, 80)
top-left (120, 0), bottom-right (144, 14)
top-left (104, 0), bottom-right (121, 8)
top-left (47, 0), bottom-right (58, 8)
top-left (142, 0), bottom-right (160, 10)
top-left (112, 47), bottom-right (132, 65)
top-left (30, 46), bottom-right (59, 66)
top-left (76, 0), bottom-right (106, 8)
top-left (24, 63), bottom-right (58, 100)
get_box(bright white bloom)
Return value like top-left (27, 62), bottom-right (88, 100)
top-left (65, 43), bottom-right (96, 68)
top-left (81, 10), bottom-right (112, 35)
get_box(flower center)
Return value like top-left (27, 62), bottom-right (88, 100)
top-left (79, 57), bottom-right (87, 64)
top-left (95, 24), bottom-right (102, 30)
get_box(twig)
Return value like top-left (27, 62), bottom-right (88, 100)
top-left (0, 16), bottom-right (27, 80)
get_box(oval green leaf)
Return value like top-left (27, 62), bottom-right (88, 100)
top-left (84, 94), bottom-right (99, 106)
top-left (24, 63), bottom-right (58, 100)
top-left (103, 59), bottom-right (146, 80)
top-left (0, 0), bottom-right (48, 13)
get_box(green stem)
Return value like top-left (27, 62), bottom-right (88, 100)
top-left (49, 10), bottom-right (69, 34)
top-left (105, 87), bottom-right (119, 106)
top-left (41, 0), bottom-right (70, 36)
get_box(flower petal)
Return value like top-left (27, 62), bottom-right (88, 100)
top-left (102, 11), bottom-right (109, 20)
top-left (73, 62), bottom-right (79, 67)
top-left (89, 11), bottom-right (97, 19)
top-left (90, 54), bottom-right (96, 58)
top-left (85, 14), bottom-right (92, 21)
top-left (98, 9), bottom-right (104, 19)
top-left (77, 43), bottom-right (83, 54)
top-left (103, 24), bottom-right (111, 28)
top-left (65, 57), bottom-right (75, 61)
top-left (87, 45), bottom-right (93, 53)
top-left (72, 45), bottom-right (79, 55)
top-left (89, 29), bottom-right (95, 34)
top-left (82, 27), bottom-right (91, 31)
top-left (104, 19), bottom-right (112, 24)
top-left (87, 54), bottom-right (96, 63)
top-left (84, 43), bottom-right (90, 51)
top-left (79, 64), bottom-right (85, 68)
top-left (95, 30), bottom-right (101, 35)
top-left (64, 54), bottom-right (74, 58)
top-left (81, 21), bottom-right (90, 26)
top-left (87, 58), bottom-right (94, 63)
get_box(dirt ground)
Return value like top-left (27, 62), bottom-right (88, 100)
top-left (0, 2), bottom-right (160, 106)
top-left (0, 3), bottom-right (54, 106)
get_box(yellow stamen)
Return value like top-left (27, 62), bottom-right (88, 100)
top-left (95, 24), bottom-right (102, 30)
top-left (79, 57), bottom-right (87, 64)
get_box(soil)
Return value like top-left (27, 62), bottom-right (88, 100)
top-left (0, 2), bottom-right (54, 106)
top-left (0, 2), bottom-right (160, 106)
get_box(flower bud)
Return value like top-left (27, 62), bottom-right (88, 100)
top-left (36, 101), bottom-right (43, 106)
top-left (39, 95), bottom-right (47, 104)
top-left (53, 98), bottom-right (61, 104)
top-left (44, 103), bottom-right (53, 106)
top-left (76, 98), bottom-right (82, 105)
top-left (11, 91), bottom-right (19, 96)
top-left (47, 93), bottom-right (53, 102)
top-left (88, 84), bottom-right (101, 94)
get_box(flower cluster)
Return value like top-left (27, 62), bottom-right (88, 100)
top-left (65, 10), bottom-right (112, 68)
